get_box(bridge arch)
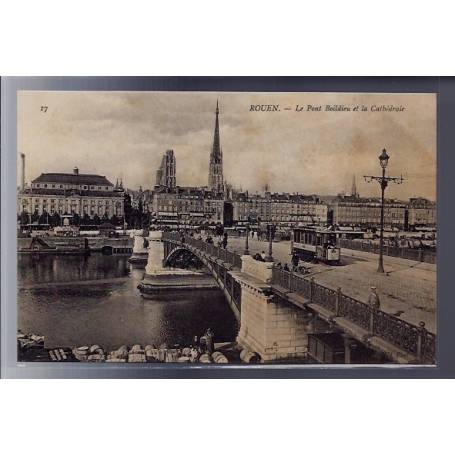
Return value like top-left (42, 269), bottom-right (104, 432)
top-left (162, 241), bottom-right (241, 320)
top-left (164, 245), bottom-right (204, 269)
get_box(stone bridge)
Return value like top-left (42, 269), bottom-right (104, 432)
top-left (144, 231), bottom-right (435, 364)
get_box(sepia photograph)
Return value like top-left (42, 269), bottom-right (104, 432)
top-left (3, 2), bottom-right (455, 454)
top-left (16, 90), bottom-right (437, 365)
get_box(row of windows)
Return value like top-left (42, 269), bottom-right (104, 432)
top-left (21, 198), bottom-right (121, 205)
top-left (339, 209), bottom-right (405, 216)
top-left (33, 183), bottom-right (111, 190)
top-left (25, 207), bottom-right (123, 215)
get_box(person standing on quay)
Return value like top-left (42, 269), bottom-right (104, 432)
top-left (205, 328), bottom-right (214, 354)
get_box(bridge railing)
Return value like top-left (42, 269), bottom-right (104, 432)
top-left (162, 231), bottom-right (243, 270)
top-left (271, 267), bottom-right (436, 363)
top-left (162, 231), bottom-right (436, 363)
top-left (338, 238), bottom-right (436, 264)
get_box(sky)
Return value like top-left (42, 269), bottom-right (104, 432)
top-left (17, 90), bottom-right (436, 200)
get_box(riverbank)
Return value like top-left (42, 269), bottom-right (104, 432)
top-left (17, 332), bottom-right (245, 364)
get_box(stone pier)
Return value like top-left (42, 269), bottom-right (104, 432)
top-left (128, 233), bottom-right (149, 267)
top-left (138, 231), bottom-right (218, 296)
top-left (234, 256), bottom-right (313, 361)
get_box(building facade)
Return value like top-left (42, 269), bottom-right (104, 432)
top-left (406, 197), bottom-right (436, 229)
top-left (329, 196), bottom-right (407, 229)
top-left (232, 192), bottom-right (328, 226)
top-left (17, 167), bottom-right (124, 220)
top-left (150, 187), bottom-right (225, 227)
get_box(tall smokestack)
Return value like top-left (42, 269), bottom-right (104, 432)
top-left (20, 153), bottom-right (25, 191)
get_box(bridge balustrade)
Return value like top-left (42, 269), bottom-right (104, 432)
top-left (372, 309), bottom-right (420, 355)
top-left (271, 266), bottom-right (435, 363)
top-left (338, 238), bottom-right (436, 264)
top-left (162, 231), bottom-right (243, 270)
top-left (162, 231), bottom-right (435, 363)
top-left (312, 283), bottom-right (337, 313)
top-left (338, 294), bottom-right (371, 331)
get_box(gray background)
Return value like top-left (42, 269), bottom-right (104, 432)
top-left (1, 76), bottom-right (453, 378)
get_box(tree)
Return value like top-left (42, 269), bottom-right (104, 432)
top-left (93, 213), bottom-right (100, 225)
top-left (141, 211), bottom-right (150, 228)
top-left (31, 209), bottom-right (39, 223)
top-left (137, 199), bottom-right (144, 229)
top-left (38, 210), bottom-right (49, 225)
top-left (50, 212), bottom-right (61, 227)
top-left (73, 213), bottom-right (81, 226)
top-left (124, 193), bottom-right (133, 228)
top-left (20, 210), bottom-right (29, 226)
top-left (82, 213), bottom-right (91, 225)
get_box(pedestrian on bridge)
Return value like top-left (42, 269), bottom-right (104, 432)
top-left (291, 252), bottom-right (300, 271)
top-left (368, 286), bottom-right (381, 309)
top-left (253, 253), bottom-right (263, 262)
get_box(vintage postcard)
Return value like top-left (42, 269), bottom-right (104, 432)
top-left (16, 90), bottom-right (436, 365)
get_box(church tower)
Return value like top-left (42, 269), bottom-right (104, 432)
top-left (351, 174), bottom-right (359, 198)
top-left (208, 100), bottom-right (224, 194)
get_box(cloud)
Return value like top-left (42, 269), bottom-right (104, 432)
top-left (17, 91), bottom-right (436, 200)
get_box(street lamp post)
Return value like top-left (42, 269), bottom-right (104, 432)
top-left (265, 222), bottom-right (274, 262)
top-left (244, 221), bottom-right (250, 255)
top-left (364, 148), bottom-right (404, 273)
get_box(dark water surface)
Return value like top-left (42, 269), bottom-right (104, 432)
top-left (18, 254), bottom-right (239, 350)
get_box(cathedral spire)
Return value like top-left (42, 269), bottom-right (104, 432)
top-left (211, 99), bottom-right (221, 164)
top-left (351, 174), bottom-right (358, 198)
top-left (208, 100), bottom-right (224, 193)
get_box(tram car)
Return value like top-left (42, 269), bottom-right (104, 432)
top-left (291, 226), bottom-right (341, 265)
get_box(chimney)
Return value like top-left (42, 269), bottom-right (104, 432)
top-left (73, 166), bottom-right (79, 175)
top-left (20, 153), bottom-right (25, 191)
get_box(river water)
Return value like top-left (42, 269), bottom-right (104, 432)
top-left (18, 254), bottom-right (239, 350)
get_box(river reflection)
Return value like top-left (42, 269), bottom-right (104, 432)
top-left (18, 254), bottom-right (239, 350)
top-left (18, 254), bottom-right (130, 284)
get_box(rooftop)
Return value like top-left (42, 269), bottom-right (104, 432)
top-left (33, 172), bottom-right (113, 187)
top-left (19, 188), bottom-right (124, 198)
